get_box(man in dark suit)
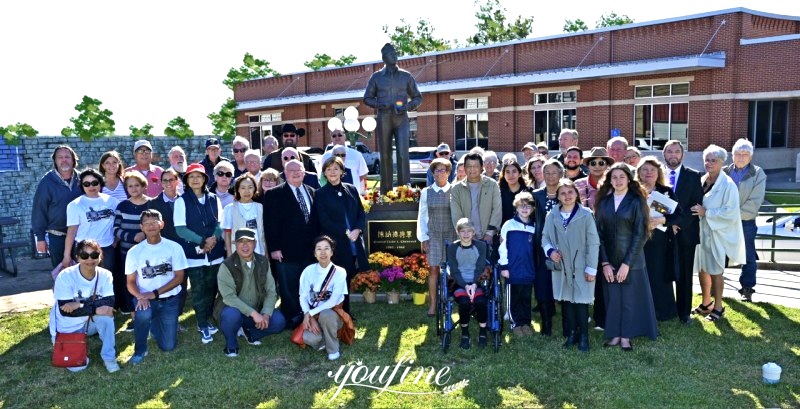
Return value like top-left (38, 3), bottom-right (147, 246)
top-left (663, 140), bottom-right (703, 323)
top-left (263, 159), bottom-right (318, 329)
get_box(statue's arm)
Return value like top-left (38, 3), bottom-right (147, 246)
top-left (407, 76), bottom-right (422, 111)
top-left (363, 76), bottom-right (379, 109)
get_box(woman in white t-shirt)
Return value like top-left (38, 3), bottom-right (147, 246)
top-left (222, 174), bottom-right (266, 256)
top-left (63, 169), bottom-right (119, 270)
top-left (50, 239), bottom-right (119, 373)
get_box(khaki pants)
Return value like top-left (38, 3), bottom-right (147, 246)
top-left (302, 309), bottom-right (342, 354)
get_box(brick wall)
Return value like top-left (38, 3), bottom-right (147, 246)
top-left (4, 135), bottom-right (209, 247)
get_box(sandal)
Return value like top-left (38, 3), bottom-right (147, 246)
top-left (692, 301), bottom-right (715, 315)
top-left (705, 307), bottom-right (725, 322)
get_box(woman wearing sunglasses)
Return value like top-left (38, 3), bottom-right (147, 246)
top-left (574, 147), bottom-right (613, 210)
top-left (211, 161), bottom-right (235, 209)
top-left (62, 168), bottom-right (120, 272)
top-left (50, 239), bottom-right (119, 373)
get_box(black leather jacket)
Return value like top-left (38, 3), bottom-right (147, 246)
top-left (595, 191), bottom-right (648, 270)
top-left (363, 66), bottom-right (422, 113)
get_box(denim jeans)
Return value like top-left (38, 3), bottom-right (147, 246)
top-left (219, 306), bottom-right (286, 349)
top-left (187, 264), bottom-right (220, 328)
top-left (740, 219), bottom-right (758, 288)
top-left (48, 234), bottom-right (66, 269)
top-left (133, 295), bottom-right (180, 356)
top-left (52, 314), bottom-right (117, 370)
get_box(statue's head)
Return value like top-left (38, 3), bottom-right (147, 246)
top-left (381, 43), bottom-right (397, 65)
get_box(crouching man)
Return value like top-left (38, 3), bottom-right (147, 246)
top-left (126, 209), bottom-right (188, 364)
top-left (214, 228), bottom-right (286, 357)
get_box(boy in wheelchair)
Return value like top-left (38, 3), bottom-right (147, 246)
top-left (446, 218), bottom-right (490, 349)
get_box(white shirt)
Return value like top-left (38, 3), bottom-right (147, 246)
top-left (221, 201), bottom-right (265, 255)
top-left (174, 194), bottom-right (224, 267)
top-left (299, 263), bottom-right (347, 316)
top-left (51, 264), bottom-right (114, 334)
top-left (292, 185), bottom-right (312, 215)
top-left (66, 194), bottom-right (119, 247)
top-left (416, 183), bottom-right (452, 242)
top-left (125, 238), bottom-right (189, 298)
top-left (102, 182), bottom-right (128, 202)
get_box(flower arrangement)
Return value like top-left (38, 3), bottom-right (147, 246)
top-left (350, 270), bottom-right (381, 293)
top-left (368, 251), bottom-right (406, 292)
top-left (403, 253), bottom-right (430, 293)
top-left (361, 185), bottom-right (421, 213)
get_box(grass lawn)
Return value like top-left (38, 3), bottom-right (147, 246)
top-left (1, 296), bottom-right (798, 408)
top-left (765, 190), bottom-right (800, 213)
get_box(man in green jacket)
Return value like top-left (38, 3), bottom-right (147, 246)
top-left (215, 228), bottom-right (286, 357)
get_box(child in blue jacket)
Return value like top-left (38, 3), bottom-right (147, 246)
top-left (499, 192), bottom-right (537, 336)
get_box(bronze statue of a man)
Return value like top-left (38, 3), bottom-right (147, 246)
top-left (363, 43), bottom-right (422, 193)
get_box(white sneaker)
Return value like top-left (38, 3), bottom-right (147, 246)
top-left (104, 360), bottom-right (120, 373)
top-left (199, 327), bottom-right (213, 344)
top-left (327, 351), bottom-right (341, 361)
top-left (237, 327), bottom-right (262, 346)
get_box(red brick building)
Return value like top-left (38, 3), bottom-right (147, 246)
top-left (234, 8), bottom-right (800, 168)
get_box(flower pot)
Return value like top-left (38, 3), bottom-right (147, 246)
top-left (412, 292), bottom-right (426, 305)
top-left (362, 290), bottom-right (376, 304)
top-left (387, 290), bottom-right (401, 304)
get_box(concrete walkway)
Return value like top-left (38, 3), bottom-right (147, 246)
top-left (2, 256), bottom-right (799, 314)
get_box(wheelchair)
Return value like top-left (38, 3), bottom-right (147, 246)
top-left (436, 242), bottom-right (505, 353)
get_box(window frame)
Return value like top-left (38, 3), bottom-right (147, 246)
top-left (453, 96), bottom-right (489, 151)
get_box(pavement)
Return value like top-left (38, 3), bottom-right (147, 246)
top-left (1, 255), bottom-right (799, 314)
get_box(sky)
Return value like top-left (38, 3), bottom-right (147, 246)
top-left (2, 0), bottom-right (799, 136)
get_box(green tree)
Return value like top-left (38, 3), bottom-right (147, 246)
top-left (129, 124), bottom-right (154, 138)
top-left (563, 18), bottom-right (589, 33)
top-left (597, 12), bottom-right (634, 28)
top-left (0, 122), bottom-right (38, 146)
top-left (223, 52), bottom-right (281, 90)
top-left (304, 53), bottom-right (358, 71)
top-left (164, 116), bottom-right (194, 140)
top-left (466, 0), bottom-right (533, 46)
top-left (207, 98), bottom-right (237, 141)
top-left (382, 18), bottom-right (451, 56)
top-left (60, 95), bottom-right (115, 141)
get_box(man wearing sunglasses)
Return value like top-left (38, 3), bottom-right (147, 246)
top-left (125, 140), bottom-right (164, 198)
top-left (264, 124), bottom-right (315, 173)
top-left (201, 137), bottom-right (230, 186)
top-left (278, 147), bottom-right (320, 189)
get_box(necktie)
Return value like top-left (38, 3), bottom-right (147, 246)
top-left (295, 187), bottom-right (310, 222)
top-left (670, 170), bottom-right (677, 192)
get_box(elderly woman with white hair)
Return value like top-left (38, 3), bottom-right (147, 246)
top-left (483, 150), bottom-right (500, 180)
top-left (691, 144), bottom-right (745, 322)
top-left (723, 138), bottom-right (766, 302)
top-left (212, 161), bottom-right (235, 209)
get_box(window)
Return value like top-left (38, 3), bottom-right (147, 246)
top-left (748, 101), bottom-right (788, 148)
top-left (633, 82), bottom-right (689, 150)
top-left (534, 90), bottom-right (577, 149)
top-left (454, 97), bottom-right (488, 150)
top-left (634, 103), bottom-right (688, 150)
top-left (248, 113), bottom-right (283, 149)
top-left (409, 117), bottom-right (418, 147)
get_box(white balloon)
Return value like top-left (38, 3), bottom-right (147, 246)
top-left (344, 118), bottom-right (360, 132)
top-left (327, 117), bottom-right (343, 132)
top-left (343, 106), bottom-right (359, 120)
top-left (361, 116), bottom-right (377, 132)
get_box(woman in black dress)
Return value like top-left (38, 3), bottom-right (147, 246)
top-left (636, 156), bottom-right (681, 321)
top-left (594, 163), bottom-right (657, 350)
top-left (312, 156), bottom-right (368, 315)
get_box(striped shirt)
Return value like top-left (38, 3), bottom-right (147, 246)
top-left (114, 200), bottom-right (149, 255)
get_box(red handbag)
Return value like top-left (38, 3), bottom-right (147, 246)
top-left (52, 331), bottom-right (88, 367)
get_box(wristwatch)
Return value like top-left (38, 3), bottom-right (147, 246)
top-left (152, 289), bottom-right (160, 299)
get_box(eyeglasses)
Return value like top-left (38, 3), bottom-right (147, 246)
top-left (161, 178), bottom-right (178, 184)
top-left (517, 204), bottom-right (533, 210)
top-left (245, 159), bottom-right (261, 164)
top-left (433, 168), bottom-right (449, 174)
top-left (332, 134), bottom-right (344, 138)
top-left (438, 151), bottom-right (450, 156)
top-left (78, 251), bottom-right (100, 260)
top-left (538, 149), bottom-right (548, 154)
top-left (82, 180), bottom-right (100, 187)
top-left (233, 148), bottom-right (247, 154)
top-left (283, 133), bottom-right (297, 138)
top-left (283, 156), bottom-right (297, 161)
top-left (216, 171), bottom-right (233, 178)
top-left (334, 154), bottom-right (346, 158)
top-left (624, 156), bottom-right (638, 161)
top-left (135, 149), bottom-right (152, 154)
top-left (589, 160), bottom-right (607, 167)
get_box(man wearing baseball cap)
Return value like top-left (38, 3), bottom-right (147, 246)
top-left (125, 140), bottom-right (164, 198)
top-left (425, 143), bottom-right (457, 186)
top-left (214, 228), bottom-right (285, 358)
top-left (201, 137), bottom-right (230, 186)
top-left (521, 142), bottom-right (537, 162)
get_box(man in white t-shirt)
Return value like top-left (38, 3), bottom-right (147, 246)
top-left (126, 209), bottom-right (188, 365)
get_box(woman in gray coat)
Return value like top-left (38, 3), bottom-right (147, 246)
top-left (542, 179), bottom-right (600, 352)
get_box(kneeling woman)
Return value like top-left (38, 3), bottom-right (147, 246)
top-left (50, 239), bottom-right (119, 373)
top-left (447, 218), bottom-right (489, 350)
top-left (299, 235), bottom-right (353, 361)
